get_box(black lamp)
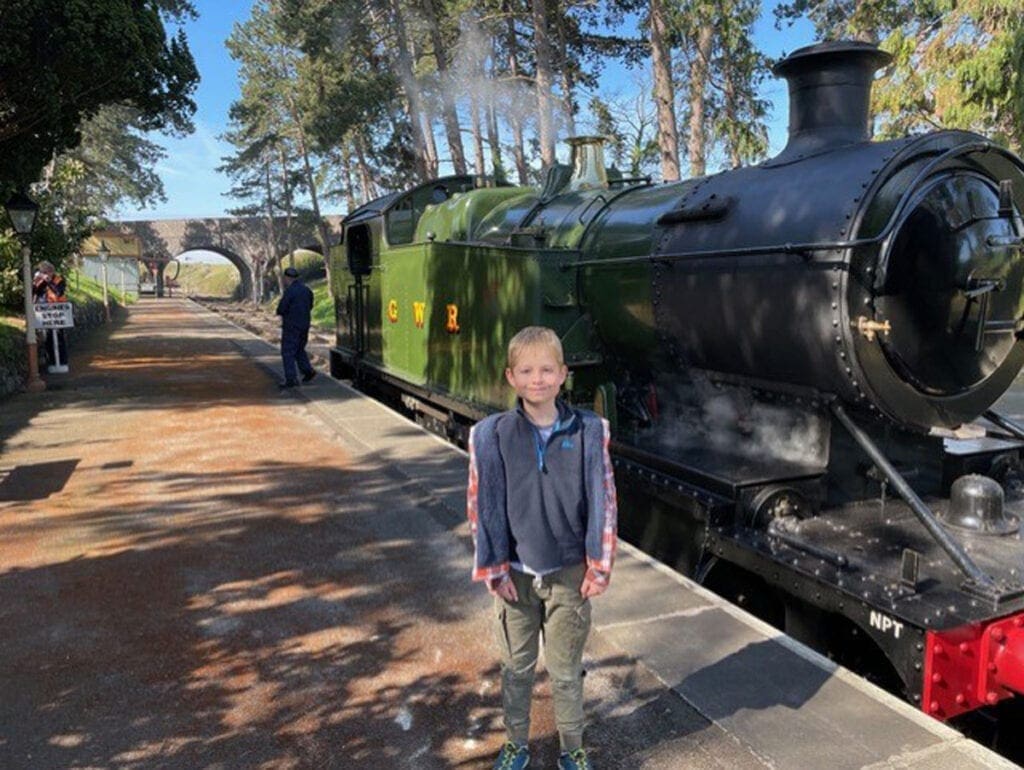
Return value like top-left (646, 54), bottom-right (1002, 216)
top-left (5, 190), bottom-right (38, 237)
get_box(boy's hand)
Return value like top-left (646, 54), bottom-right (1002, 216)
top-left (488, 575), bottom-right (518, 602)
top-left (580, 573), bottom-right (608, 598)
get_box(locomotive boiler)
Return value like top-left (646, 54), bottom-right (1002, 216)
top-left (330, 40), bottom-right (1024, 732)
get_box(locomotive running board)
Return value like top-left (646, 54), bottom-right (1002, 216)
top-left (831, 404), bottom-right (1023, 605)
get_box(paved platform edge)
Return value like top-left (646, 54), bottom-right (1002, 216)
top-left (185, 299), bottom-right (1018, 769)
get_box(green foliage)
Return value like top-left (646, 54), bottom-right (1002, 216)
top-left (588, 90), bottom-right (660, 177)
top-left (0, 234), bottom-right (22, 311)
top-left (309, 277), bottom-right (335, 330)
top-left (874, 1), bottom-right (1024, 150)
top-left (775, 0), bottom-right (1024, 153)
top-left (65, 269), bottom-right (113, 304)
top-left (0, 188), bottom-right (81, 311)
top-left (177, 263), bottom-right (241, 296)
top-left (773, 0), bottom-right (914, 41)
top-left (0, 0), bottom-right (199, 186)
top-left (53, 104), bottom-right (169, 215)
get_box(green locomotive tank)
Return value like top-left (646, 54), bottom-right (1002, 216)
top-left (329, 136), bottom-right (654, 425)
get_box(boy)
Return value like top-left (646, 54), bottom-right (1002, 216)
top-left (467, 326), bottom-right (617, 770)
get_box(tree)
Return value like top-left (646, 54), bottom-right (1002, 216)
top-left (0, 0), bottom-right (198, 186)
top-left (227, 0), bottom-right (341, 296)
top-left (710, 0), bottom-right (769, 168)
top-left (685, 22), bottom-right (714, 176)
top-left (588, 84), bottom-right (660, 177)
top-left (776, 0), bottom-right (1024, 153)
top-left (874, 2), bottom-right (1024, 151)
top-left (218, 128), bottom-right (280, 303)
top-left (48, 104), bottom-right (169, 216)
top-left (421, 0), bottom-right (469, 174)
top-left (532, 0), bottom-right (558, 166)
top-left (649, 0), bottom-right (681, 180)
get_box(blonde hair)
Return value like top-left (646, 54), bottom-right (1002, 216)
top-left (507, 326), bottom-right (564, 368)
top-left (37, 260), bottom-right (55, 273)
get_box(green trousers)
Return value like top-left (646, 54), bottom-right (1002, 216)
top-left (492, 563), bottom-right (592, 752)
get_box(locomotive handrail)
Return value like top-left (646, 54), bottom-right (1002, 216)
top-left (568, 141), bottom-right (1024, 270)
top-left (831, 403), bottom-right (999, 592)
top-left (982, 410), bottom-right (1024, 441)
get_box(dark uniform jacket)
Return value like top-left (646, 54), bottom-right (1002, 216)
top-left (275, 280), bottom-right (313, 331)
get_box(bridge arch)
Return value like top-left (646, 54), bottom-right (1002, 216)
top-left (113, 215), bottom-right (342, 301)
top-left (171, 246), bottom-right (253, 299)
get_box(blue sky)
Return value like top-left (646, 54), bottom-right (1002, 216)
top-left (119, 2), bottom-right (816, 222)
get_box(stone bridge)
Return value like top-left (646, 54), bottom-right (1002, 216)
top-left (113, 215), bottom-right (344, 299)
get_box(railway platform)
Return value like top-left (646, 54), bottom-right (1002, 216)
top-left (0, 298), bottom-right (1015, 769)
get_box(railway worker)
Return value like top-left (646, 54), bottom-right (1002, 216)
top-left (32, 260), bottom-right (69, 373)
top-left (274, 266), bottom-right (315, 389)
top-left (467, 326), bottom-right (617, 770)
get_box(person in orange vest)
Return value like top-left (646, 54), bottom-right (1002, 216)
top-left (32, 260), bottom-right (69, 373)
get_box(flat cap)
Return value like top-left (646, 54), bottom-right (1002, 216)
top-left (283, 267), bottom-right (299, 278)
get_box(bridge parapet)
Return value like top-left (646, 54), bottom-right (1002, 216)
top-left (104, 215), bottom-right (343, 299)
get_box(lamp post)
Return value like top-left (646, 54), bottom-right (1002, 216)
top-left (5, 191), bottom-right (44, 392)
top-left (98, 239), bottom-right (110, 321)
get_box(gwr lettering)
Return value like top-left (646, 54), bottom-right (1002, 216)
top-left (869, 610), bottom-right (903, 639)
top-left (412, 301), bottom-right (426, 328)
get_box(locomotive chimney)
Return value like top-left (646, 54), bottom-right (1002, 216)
top-left (565, 136), bottom-right (609, 191)
top-left (772, 40), bottom-right (892, 161)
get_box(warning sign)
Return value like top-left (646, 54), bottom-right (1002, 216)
top-left (33, 302), bottom-right (74, 329)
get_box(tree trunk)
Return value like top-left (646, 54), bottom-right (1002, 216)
top-left (650, 0), bottom-right (680, 181)
top-left (486, 101), bottom-right (503, 180)
top-left (505, 4), bottom-right (529, 183)
top-left (264, 159), bottom-right (282, 297)
top-left (723, 62), bottom-right (741, 168)
top-left (557, 14), bottom-right (576, 137)
top-left (288, 93), bottom-right (334, 298)
top-left (423, 0), bottom-right (467, 174)
top-left (687, 25), bottom-right (713, 177)
top-left (487, 35), bottom-right (505, 180)
top-left (470, 90), bottom-right (486, 176)
top-left (389, 0), bottom-right (433, 180)
top-left (532, 0), bottom-right (556, 167)
top-left (341, 144), bottom-right (357, 212)
top-left (278, 144), bottom-right (297, 270)
top-left (355, 134), bottom-right (378, 204)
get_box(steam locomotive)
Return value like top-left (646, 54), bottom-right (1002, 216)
top-left (329, 41), bottom-right (1024, 731)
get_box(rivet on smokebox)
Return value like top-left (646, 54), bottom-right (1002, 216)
top-left (959, 642), bottom-right (970, 654)
top-left (931, 672), bottom-right (943, 684)
top-left (955, 693), bottom-right (966, 705)
top-left (987, 691), bottom-right (1000, 705)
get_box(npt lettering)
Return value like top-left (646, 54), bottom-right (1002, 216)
top-left (869, 610), bottom-right (903, 639)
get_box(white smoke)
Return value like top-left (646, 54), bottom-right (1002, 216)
top-left (634, 373), bottom-right (829, 468)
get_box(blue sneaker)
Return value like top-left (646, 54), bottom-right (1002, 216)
top-left (557, 748), bottom-right (592, 770)
top-left (492, 741), bottom-right (530, 770)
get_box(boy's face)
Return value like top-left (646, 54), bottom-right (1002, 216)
top-left (505, 344), bottom-right (568, 409)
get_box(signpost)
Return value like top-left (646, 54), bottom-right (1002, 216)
top-left (34, 302), bottom-right (73, 374)
top-left (33, 302), bottom-right (74, 329)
